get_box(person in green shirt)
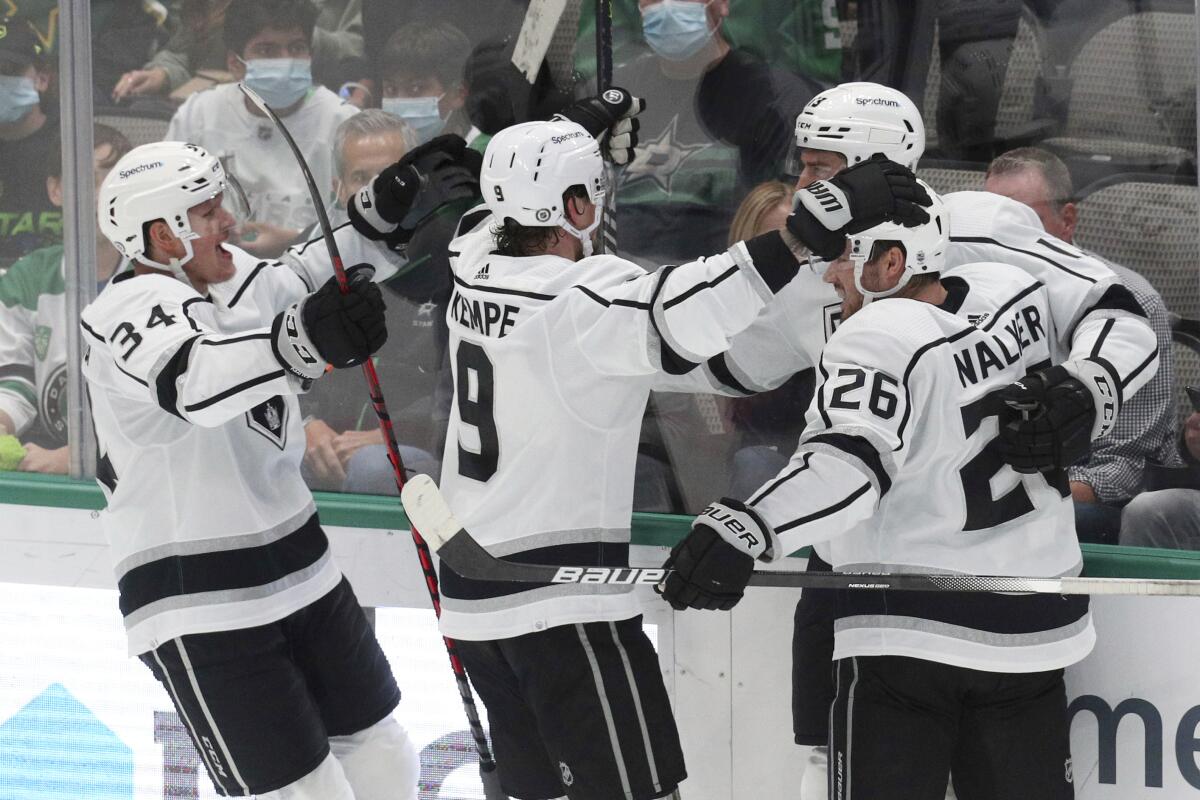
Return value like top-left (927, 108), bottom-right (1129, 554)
top-left (0, 123), bottom-right (132, 472)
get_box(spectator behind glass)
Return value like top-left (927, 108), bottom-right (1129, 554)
top-left (378, 21), bottom-right (472, 145)
top-left (112, 0), bottom-right (365, 105)
top-left (612, 0), bottom-right (816, 267)
top-left (294, 110), bottom-right (451, 494)
top-left (166, 0), bottom-right (356, 258)
top-left (720, 180), bottom-right (819, 500)
top-left (985, 147), bottom-right (1180, 544)
top-left (1120, 411), bottom-right (1200, 550)
top-left (0, 17), bottom-right (59, 271)
top-left (0, 124), bottom-right (133, 474)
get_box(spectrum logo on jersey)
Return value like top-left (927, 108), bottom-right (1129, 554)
top-left (552, 567), bottom-right (667, 585)
top-left (119, 161), bottom-right (164, 180)
top-left (856, 97), bottom-right (901, 107)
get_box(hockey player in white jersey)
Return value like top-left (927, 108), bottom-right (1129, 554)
top-left (661, 187), bottom-right (1158, 799)
top-left (435, 105), bottom-right (931, 800)
top-left (83, 141), bottom-right (419, 800)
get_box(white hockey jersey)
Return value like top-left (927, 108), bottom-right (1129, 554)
top-left (82, 245), bottom-right (342, 656)
top-left (437, 208), bottom-right (812, 640)
top-left (750, 258), bottom-right (1158, 673)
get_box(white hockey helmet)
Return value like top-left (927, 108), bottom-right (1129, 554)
top-left (848, 180), bottom-right (947, 303)
top-left (481, 119), bottom-right (607, 256)
top-left (794, 82), bottom-right (925, 170)
top-left (98, 141), bottom-right (227, 276)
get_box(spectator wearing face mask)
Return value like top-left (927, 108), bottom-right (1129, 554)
top-left (166, 0), bottom-right (356, 258)
top-left (0, 17), bottom-right (59, 271)
top-left (377, 21), bottom-right (473, 147)
top-left (609, 0), bottom-right (819, 267)
top-left (112, 0), bottom-right (365, 106)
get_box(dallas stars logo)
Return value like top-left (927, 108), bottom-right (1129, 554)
top-left (622, 115), bottom-right (709, 196)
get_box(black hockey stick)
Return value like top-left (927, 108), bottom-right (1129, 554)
top-left (239, 85), bottom-right (505, 797)
top-left (401, 475), bottom-right (1200, 597)
top-left (596, 0), bottom-right (619, 255)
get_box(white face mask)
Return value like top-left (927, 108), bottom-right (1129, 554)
top-left (641, 0), bottom-right (714, 61)
top-left (0, 75), bottom-right (40, 124)
top-left (382, 95), bottom-right (446, 144)
top-left (240, 57), bottom-right (312, 108)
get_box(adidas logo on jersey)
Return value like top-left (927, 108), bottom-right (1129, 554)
top-left (967, 312), bottom-right (990, 327)
top-left (474, 263), bottom-right (490, 281)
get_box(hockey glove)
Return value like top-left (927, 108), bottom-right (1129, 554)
top-left (349, 134), bottom-right (482, 245)
top-left (786, 155), bottom-right (932, 260)
top-left (555, 87), bottom-right (646, 166)
top-left (995, 360), bottom-right (1118, 473)
top-left (657, 499), bottom-right (774, 611)
top-left (272, 265), bottom-right (387, 380)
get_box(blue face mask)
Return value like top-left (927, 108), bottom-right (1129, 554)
top-left (382, 96), bottom-right (446, 145)
top-left (0, 76), bottom-right (40, 124)
top-left (241, 58), bottom-right (312, 108)
top-left (641, 0), bottom-right (713, 61)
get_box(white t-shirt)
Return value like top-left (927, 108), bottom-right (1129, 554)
top-left (167, 83), bottom-right (356, 232)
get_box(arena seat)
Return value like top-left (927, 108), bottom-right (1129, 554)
top-left (918, 159), bottom-right (987, 195)
top-left (1074, 173), bottom-right (1200, 319)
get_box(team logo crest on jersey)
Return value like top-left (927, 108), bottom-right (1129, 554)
top-left (246, 395), bottom-right (289, 450)
top-left (34, 325), bottom-right (51, 361)
top-left (823, 302), bottom-right (842, 342)
top-left (559, 761), bottom-right (575, 786)
top-left (1064, 757), bottom-right (1073, 783)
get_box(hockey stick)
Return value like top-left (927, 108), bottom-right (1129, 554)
top-left (596, 0), bottom-right (619, 255)
top-left (401, 475), bottom-right (1200, 597)
top-left (238, 85), bottom-right (505, 797)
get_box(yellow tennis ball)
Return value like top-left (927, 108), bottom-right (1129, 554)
top-left (0, 435), bottom-right (26, 471)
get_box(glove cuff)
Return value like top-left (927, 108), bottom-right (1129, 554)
top-left (1062, 358), bottom-right (1121, 439)
top-left (271, 300), bottom-right (327, 381)
top-left (697, 499), bottom-right (778, 561)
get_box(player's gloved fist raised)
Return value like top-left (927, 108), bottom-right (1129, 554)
top-left (272, 265), bottom-right (387, 380)
top-left (657, 499), bottom-right (773, 611)
top-left (349, 134), bottom-right (482, 244)
top-left (995, 361), bottom-right (1114, 473)
top-left (786, 155), bottom-right (932, 260)
top-left (555, 87), bottom-right (646, 165)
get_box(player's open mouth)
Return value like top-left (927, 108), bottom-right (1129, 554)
top-left (217, 243), bottom-right (232, 262)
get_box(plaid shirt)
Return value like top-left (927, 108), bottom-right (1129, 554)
top-left (1068, 257), bottom-right (1182, 503)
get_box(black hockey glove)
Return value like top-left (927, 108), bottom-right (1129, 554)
top-left (349, 134), bottom-right (482, 245)
top-left (555, 87), bottom-right (646, 166)
top-left (272, 265), bottom-right (387, 380)
top-left (785, 155), bottom-right (932, 260)
top-left (995, 361), bottom-right (1117, 474)
top-left (657, 499), bottom-right (774, 611)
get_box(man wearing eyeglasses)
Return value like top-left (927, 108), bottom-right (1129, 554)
top-left (166, 0), bottom-right (356, 258)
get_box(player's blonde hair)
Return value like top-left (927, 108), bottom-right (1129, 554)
top-left (728, 180), bottom-right (793, 246)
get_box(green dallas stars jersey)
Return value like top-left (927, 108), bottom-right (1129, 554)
top-left (0, 244), bottom-right (72, 447)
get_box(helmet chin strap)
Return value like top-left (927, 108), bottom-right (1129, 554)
top-left (563, 201), bottom-right (605, 258)
top-left (140, 239), bottom-right (196, 284)
top-left (852, 258), bottom-right (911, 306)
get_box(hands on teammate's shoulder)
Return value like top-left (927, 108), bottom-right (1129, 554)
top-left (787, 154), bottom-right (933, 259)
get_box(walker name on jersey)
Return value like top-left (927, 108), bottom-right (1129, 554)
top-left (552, 566), bottom-right (667, 585)
top-left (954, 302), bottom-right (1046, 388)
top-left (449, 289), bottom-right (520, 338)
